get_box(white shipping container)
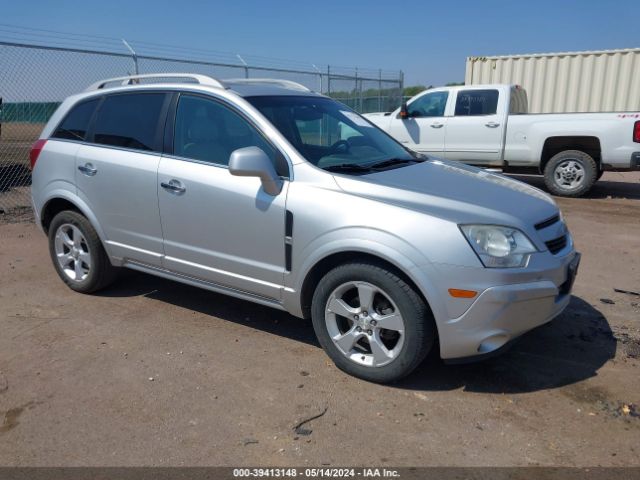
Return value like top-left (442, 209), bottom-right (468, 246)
top-left (465, 48), bottom-right (640, 113)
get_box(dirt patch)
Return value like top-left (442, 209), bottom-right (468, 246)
top-left (0, 401), bottom-right (38, 434)
top-left (598, 401), bottom-right (640, 421)
top-left (1, 123), bottom-right (45, 142)
top-left (0, 206), bottom-right (34, 224)
top-left (562, 383), bottom-right (610, 405)
top-left (0, 372), bottom-right (7, 395)
top-left (0, 163), bottom-right (31, 191)
top-left (618, 333), bottom-right (640, 359)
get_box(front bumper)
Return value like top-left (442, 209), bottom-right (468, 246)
top-left (438, 251), bottom-right (580, 360)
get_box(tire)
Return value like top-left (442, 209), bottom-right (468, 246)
top-left (596, 169), bottom-right (605, 181)
top-left (48, 210), bottom-right (118, 293)
top-left (311, 262), bottom-right (435, 383)
top-left (543, 150), bottom-right (598, 197)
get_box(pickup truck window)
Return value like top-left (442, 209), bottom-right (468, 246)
top-left (509, 87), bottom-right (528, 114)
top-left (408, 91), bottom-right (448, 118)
top-left (454, 90), bottom-right (499, 116)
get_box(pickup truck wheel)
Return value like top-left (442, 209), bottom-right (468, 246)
top-left (543, 150), bottom-right (597, 197)
top-left (311, 262), bottom-right (435, 384)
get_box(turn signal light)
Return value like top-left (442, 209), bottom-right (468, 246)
top-left (448, 288), bottom-right (478, 299)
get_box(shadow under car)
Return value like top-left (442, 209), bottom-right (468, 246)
top-left (99, 271), bottom-right (615, 393)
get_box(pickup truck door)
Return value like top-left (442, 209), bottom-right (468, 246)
top-left (444, 88), bottom-right (505, 166)
top-left (389, 90), bottom-right (449, 155)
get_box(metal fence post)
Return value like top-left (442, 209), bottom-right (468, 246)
top-left (237, 54), bottom-right (249, 78)
top-left (312, 64), bottom-right (322, 93)
top-left (122, 39), bottom-right (139, 75)
top-left (355, 67), bottom-right (359, 112)
top-left (378, 69), bottom-right (382, 112)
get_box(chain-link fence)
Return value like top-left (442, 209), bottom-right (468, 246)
top-left (0, 40), bottom-right (403, 213)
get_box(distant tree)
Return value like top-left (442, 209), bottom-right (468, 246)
top-left (403, 85), bottom-right (430, 97)
top-left (402, 82), bottom-right (465, 98)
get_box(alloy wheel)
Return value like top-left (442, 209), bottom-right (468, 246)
top-left (54, 223), bottom-right (91, 282)
top-left (324, 281), bottom-right (405, 367)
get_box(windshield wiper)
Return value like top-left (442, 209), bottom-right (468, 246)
top-left (323, 157), bottom-right (425, 174)
top-left (323, 163), bottom-right (374, 173)
top-left (365, 158), bottom-right (423, 170)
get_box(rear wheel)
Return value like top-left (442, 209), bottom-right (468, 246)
top-left (48, 210), bottom-right (118, 293)
top-left (311, 262), bottom-right (435, 383)
top-left (543, 150), bottom-right (598, 197)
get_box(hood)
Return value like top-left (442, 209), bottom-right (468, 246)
top-left (332, 158), bottom-right (559, 229)
top-left (362, 112), bottom-right (390, 118)
top-left (362, 112), bottom-right (392, 129)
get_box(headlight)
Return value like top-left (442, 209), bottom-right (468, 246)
top-left (460, 225), bottom-right (537, 268)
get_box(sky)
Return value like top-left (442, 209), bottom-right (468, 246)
top-left (2, 0), bottom-right (640, 87)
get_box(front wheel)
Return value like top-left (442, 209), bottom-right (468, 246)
top-left (543, 150), bottom-right (598, 197)
top-left (311, 262), bottom-right (435, 383)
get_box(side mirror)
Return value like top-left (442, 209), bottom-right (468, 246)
top-left (399, 101), bottom-right (410, 119)
top-left (229, 146), bottom-right (283, 196)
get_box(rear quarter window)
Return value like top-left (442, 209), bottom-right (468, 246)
top-left (52, 99), bottom-right (100, 141)
top-left (92, 93), bottom-right (166, 151)
top-left (509, 88), bottom-right (528, 114)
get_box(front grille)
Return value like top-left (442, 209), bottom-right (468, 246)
top-left (535, 214), bottom-right (560, 230)
top-left (546, 235), bottom-right (568, 255)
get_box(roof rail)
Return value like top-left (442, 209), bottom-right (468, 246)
top-left (85, 73), bottom-right (225, 91)
top-left (225, 78), bottom-right (311, 92)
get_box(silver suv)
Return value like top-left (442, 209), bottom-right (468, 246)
top-left (31, 74), bottom-right (580, 383)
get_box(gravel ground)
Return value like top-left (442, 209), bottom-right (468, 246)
top-left (0, 172), bottom-right (638, 467)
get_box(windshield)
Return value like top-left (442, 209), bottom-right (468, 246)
top-left (245, 95), bottom-right (417, 172)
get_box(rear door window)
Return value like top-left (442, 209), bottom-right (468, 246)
top-left (52, 99), bottom-right (100, 141)
top-left (92, 93), bottom-right (166, 151)
top-left (454, 89), bottom-right (499, 116)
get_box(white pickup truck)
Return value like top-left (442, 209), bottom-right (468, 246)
top-left (364, 84), bottom-right (640, 197)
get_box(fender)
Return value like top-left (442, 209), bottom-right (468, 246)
top-left (283, 230), bottom-right (446, 324)
top-left (39, 187), bottom-right (113, 256)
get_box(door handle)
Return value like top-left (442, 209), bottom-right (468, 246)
top-left (161, 180), bottom-right (186, 194)
top-left (430, 122), bottom-right (444, 129)
top-left (485, 121), bottom-right (500, 128)
top-left (78, 163), bottom-right (97, 176)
